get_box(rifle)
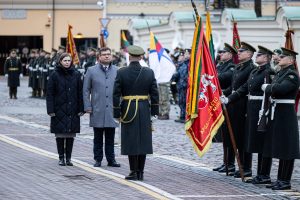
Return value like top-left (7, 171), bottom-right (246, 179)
top-left (257, 74), bottom-right (270, 132)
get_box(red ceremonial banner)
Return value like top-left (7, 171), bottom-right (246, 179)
top-left (186, 19), bottom-right (224, 157)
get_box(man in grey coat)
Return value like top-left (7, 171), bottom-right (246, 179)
top-left (83, 47), bottom-right (120, 168)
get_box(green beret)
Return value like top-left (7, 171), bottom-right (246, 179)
top-left (257, 45), bottom-right (274, 55)
top-left (240, 42), bottom-right (256, 52)
top-left (128, 45), bottom-right (145, 56)
top-left (280, 47), bottom-right (298, 58)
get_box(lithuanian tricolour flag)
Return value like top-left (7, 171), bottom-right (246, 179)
top-left (206, 12), bottom-right (215, 63)
top-left (185, 17), bottom-right (224, 157)
top-left (66, 25), bottom-right (80, 65)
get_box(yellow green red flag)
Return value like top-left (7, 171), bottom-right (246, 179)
top-left (185, 17), bottom-right (224, 157)
top-left (66, 25), bottom-right (80, 65)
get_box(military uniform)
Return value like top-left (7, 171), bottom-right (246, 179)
top-left (84, 48), bottom-right (97, 72)
top-left (224, 42), bottom-right (256, 177)
top-left (113, 45), bottom-right (159, 181)
top-left (213, 43), bottom-right (236, 173)
top-left (228, 46), bottom-right (275, 182)
top-left (4, 51), bottom-right (22, 99)
top-left (262, 48), bottom-right (300, 190)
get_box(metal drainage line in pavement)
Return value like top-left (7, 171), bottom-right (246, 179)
top-left (0, 134), bottom-right (181, 200)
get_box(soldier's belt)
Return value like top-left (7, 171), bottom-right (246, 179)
top-left (48, 67), bottom-right (55, 70)
top-left (8, 68), bottom-right (19, 71)
top-left (42, 69), bottom-right (48, 72)
top-left (270, 98), bottom-right (295, 120)
top-left (29, 67), bottom-right (33, 70)
top-left (122, 95), bottom-right (149, 101)
top-left (32, 69), bottom-right (38, 71)
top-left (248, 95), bottom-right (264, 100)
top-left (121, 95), bottom-right (149, 124)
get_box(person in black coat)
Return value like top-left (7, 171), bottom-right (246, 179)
top-left (223, 46), bottom-right (275, 183)
top-left (221, 42), bottom-right (256, 178)
top-left (4, 49), bottom-right (23, 99)
top-left (113, 45), bottom-right (159, 181)
top-left (46, 53), bottom-right (84, 166)
top-left (261, 48), bottom-right (300, 190)
top-left (213, 43), bottom-right (236, 173)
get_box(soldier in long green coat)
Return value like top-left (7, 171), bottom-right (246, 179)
top-left (113, 45), bottom-right (159, 181)
top-left (4, 49), bottom-right (23, 99)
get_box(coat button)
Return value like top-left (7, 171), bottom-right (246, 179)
top-left (106, 96), bottom-right (108, 98)
top-left (106, 105), bottom-right (108, 107)
top-left (106, 86), bottom-right (108, 88)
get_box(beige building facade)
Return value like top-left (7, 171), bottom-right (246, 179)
top-left (2, 0), bottom-right (299, 52)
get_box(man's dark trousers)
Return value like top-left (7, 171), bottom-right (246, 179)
top-left (93, 127), bottom-right (116, 162)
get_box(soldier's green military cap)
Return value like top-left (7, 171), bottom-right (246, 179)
top-left (127, 45), bottom-right (145, 56)
top-left (10, 49), bottom-right (17, 53)
top-left (280, 47), bottom-right (298, 58)
top-left (240, 42), bottom-right (256, 52)
top-left (220, 43), bottom-right (237, 54)
top-left (257, 45), bottom-right (274, 55)
top-left (80, 50), bottom-right (86, 54)
top-left (51, 48), bottom-right (58, 53)
top-left (58, 45), bottom-right (66, 50)
top-left (273, 48), bottom-right (282, 55)
top-left (89, 47), bottom-right (97, 52)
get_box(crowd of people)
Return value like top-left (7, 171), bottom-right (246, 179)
top-left (3, 42), bottom-right (299, 189)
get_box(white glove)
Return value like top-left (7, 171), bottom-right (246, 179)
top-left (151, 115), bottom-right (158, 121)
top-left (261, 84), bottom-right (270, 92)
top-left (19, 74), bottom-right (23, 78)
top-left (5, 74), bottom-right (8, 78)
top-left (220, 95), bottom-right (229, 104)
top-left (49, 113), bottom-right (55, 117)
top-left (113, 118), bottom-right (120, 123)
top-left (78, 112), bottom-right (84, 116)
top-left (258, 109), bottom-right (264, 119)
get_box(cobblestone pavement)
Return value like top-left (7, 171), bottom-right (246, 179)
top-left (0, 77), bottom-right (299, 199)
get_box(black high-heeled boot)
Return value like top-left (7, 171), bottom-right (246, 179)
top-left (56, 138), bottom-right (65, 166)
top-left (65, 138), bottom-right (74, 166)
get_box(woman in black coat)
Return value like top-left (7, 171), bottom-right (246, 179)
top-left (46, 53), bottom-right (84, 166)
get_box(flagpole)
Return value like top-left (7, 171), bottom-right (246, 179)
top-left (221, 104), bottom-right (245, 181)
top-left (190, 1), bottom-right (245, 181)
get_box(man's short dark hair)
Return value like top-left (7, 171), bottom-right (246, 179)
top-left (98, 47), bottom-right (111, 55)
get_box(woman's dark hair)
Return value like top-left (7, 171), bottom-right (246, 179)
top-left (59, 52), bottom-right (73, 66)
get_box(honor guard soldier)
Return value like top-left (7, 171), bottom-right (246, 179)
top-left (223, 46), bottom-right (275, 183)
top-left (4, 49), bottom-right (23, 99)
top-left (27, 49), bottom-right (36, 93)
top-left (113, 45), bottom-right (159, 181)
top-left (38, 50), bottom-right (48, 97)
top-left (84, 47), bottom-right (97, 72)
top-left (261, 48), bottom-right (300, 190)
top-left (78, 50), bottom-right (87, 78)
top-left (31, 49), bottom-right (41, 97)
top-left (49, 48), bottom-right (58, 75)
top-left (221, 42), bottom-right (256, 179)
top-left (213, 43), bottom-right (237, 173)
